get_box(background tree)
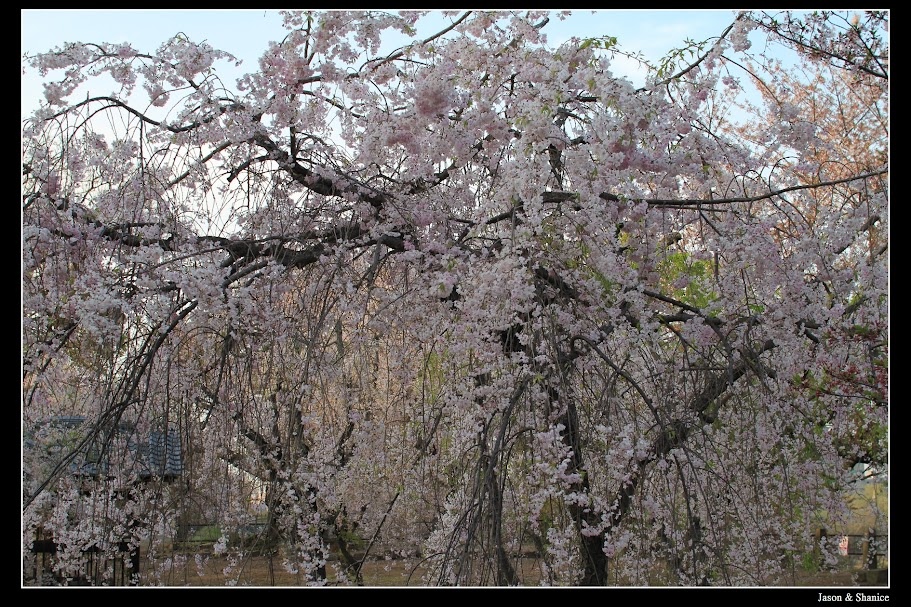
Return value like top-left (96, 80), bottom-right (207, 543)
top-left (22, 9), bottom-right (887, 586)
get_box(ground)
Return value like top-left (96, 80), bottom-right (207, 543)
top-left (134, 553), bottom-right (883, 587)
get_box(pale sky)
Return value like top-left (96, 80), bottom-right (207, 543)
top-left (21, 9), bottom-right (745, 117)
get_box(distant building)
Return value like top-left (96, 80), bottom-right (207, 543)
top-left (24, 415), bottom-right (183, 585)
top-left (25, 415), bottom-right (183, 483)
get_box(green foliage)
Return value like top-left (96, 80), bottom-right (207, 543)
top-left (578, 35), bottom-right (618, 52)
top-left (336, 528), bottom-right (367, 552)
top-left (655, 37), bottom-right (708, 79)
top-left (657, 250), bottom-right (717, 308)
top-left (801, 550), bottom-right (822, 573)
top-left (192, 525), bottom-right (223, 542)
top-left (534, 496), bottom-right (563, 537)
top-left (419, 348), bottom-right (446, 404)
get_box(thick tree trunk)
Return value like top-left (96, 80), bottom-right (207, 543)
top-left (551, 385), bottom-right (608, 585)
top-left (486, 460), bottom-right (519, 585)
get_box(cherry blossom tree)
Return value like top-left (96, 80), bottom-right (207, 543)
top-left (22, 10), bottom-right (887, 586)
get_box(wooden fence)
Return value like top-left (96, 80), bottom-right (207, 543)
top-left (816, 528), bottom-right (888, 570)
top-left (27, 533), bottom-right (139, 586)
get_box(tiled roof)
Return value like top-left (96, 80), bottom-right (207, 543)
top-left (138, 428), bottom-right (184, 478)
top-left (29, 416), bottom-right (183, 481)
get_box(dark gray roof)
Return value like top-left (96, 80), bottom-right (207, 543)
top-left (29, 416), bottom-right (183, 480)
top-left (138, 428), bottom-right (184, 478)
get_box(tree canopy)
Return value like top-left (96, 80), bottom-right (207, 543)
top-left (22, 10), bottom-right (888, 586)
